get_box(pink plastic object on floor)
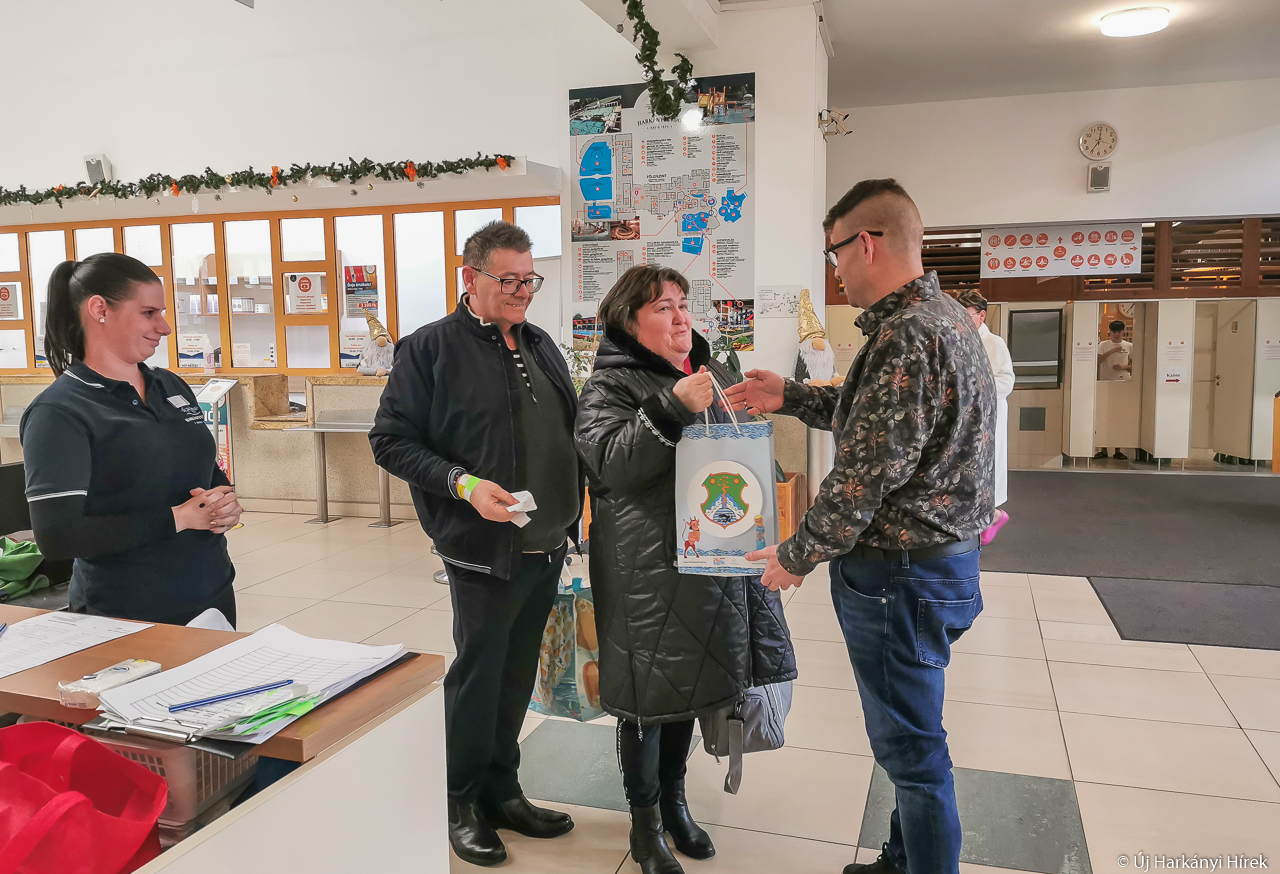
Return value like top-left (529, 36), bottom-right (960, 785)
top-left (980, 509), bottom-right (1010, 546)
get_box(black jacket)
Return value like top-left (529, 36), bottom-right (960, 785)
top-left (370, 299), bottom-right (583, 580)
top-left (574, 326), bottom-right (796, 724)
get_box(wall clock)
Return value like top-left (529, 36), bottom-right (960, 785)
top-left (1079, 122), bottom-right (1118, 160)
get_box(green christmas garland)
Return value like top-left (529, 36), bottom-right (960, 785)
top-left (0, 153), bottom-right (515, 209)
top-left (623, 0), bottom-right (696, 121)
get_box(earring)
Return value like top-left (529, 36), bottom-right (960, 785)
top-left (99, 317), bottom-right (106, 323)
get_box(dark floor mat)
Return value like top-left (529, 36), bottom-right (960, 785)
top-left (980, 471), bottom-right (1280, 586)
top-left (1090, 577), bottom-right (1280, 650)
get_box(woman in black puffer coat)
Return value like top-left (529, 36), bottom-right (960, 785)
top-left (575, 266), bottom-right (796, 874)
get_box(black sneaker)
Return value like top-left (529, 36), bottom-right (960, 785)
top-left (1113, 450), bottom-right (1128, 460)
top-left (1093, 450), bottom-right (1109, 460)
top-left (843, 844), bottom-right (905, 874)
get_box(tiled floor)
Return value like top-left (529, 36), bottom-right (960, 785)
top-left (226, 513), bottom-right (1280, 872)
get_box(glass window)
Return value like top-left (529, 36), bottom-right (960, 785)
top-left (281, 218), bottom-right (326, 261)
top-left (454, 208), bottom-right (503, 255)
top-left (283, 272), bottom-right (328, 314)
top-left (285, 325), bottom-right (330, 369)
top-left (74, 227), bottom-right (115, 259)
top-left (28, 230), bottom-right (68, 367)
top-left (170, 223), bottom-right (221, 368)
top-left (335, 215), bottom-right (387, 352)
top-left (394, 212), bottom-right (447, 337)
top-left (0, 234), bottom-right (20, 272)
top-left (0, 282), bottom-right (23, 321)
top-left (0, 329), bottom-right (26, 369)
top-left (225, 220), bottom-right (277, 368)
top-left (515, 205), bottom-right (562, 258)
top-left (1009, 309), bottom-right (1064, 388)
top-left (123, 226), bottom-right (163, 266)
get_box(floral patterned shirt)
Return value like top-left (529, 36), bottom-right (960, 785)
top-left (776, 271), bottom-right (996, 576)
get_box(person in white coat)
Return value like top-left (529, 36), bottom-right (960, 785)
top-left (958, 291), bottom-right (1014, 542)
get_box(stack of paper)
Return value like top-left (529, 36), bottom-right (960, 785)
top-left (0, 613), bottom-right (151, 680)
top-left (97, 624), bottom-right (405, 744)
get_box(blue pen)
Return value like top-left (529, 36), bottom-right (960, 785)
top-left (0, 623), bottom-right (7, 640)
top-left (168, 679), bottom-right (294, 714)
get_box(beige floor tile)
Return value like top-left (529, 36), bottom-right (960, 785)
top-left (234, 593), bottom-right (320, 632)
top-left (1210, 674), bottom-right (1280, 731)
top-left (952, 616), bottom-right (1046, 660)
top-left (1044, 639), bottom-right (1203, 672)
top-left (226, 534), bottom-right (294, 559)
top-left (1029, 585), bottom-right (1113, 626)
top-left (684, 745), bottom-right (874, 845)
top-left (364, 606), bottom-right (457, 653)
top-left (1061, 712), bottom-right (1280, 802)
top-left (1039, 620), bottom-right (1172, 648)
top-left (380, 527), bottom-right (433, 551)
top-left (1027, 574), bottom-right (1092, 590)
top-left (1192, 645), bottom-right (1280, 680)
top-left (236, 511), bottom-right (284, 528)
top-left (230, 562), bottom-right (285, 591)
top-left (518, 712), bottom-right (546, 743)
top-left (623, 823), bottom-right (860, 874)
top-left (792, 638), bottom-right (857, 691)
top-left (454, 802), bottom-right (629, 874)
top-left (234, 540), bottom-right (348, 570)
top-left (979, 571), bottom-right (1030, 589)
top-left (784, 602), bottom-right (845, 642)
top-left (1074, 781), bottom-right (1280, 864)
top-left (286, 524), bottom-right (396, 550)
top-left (855, 847), bottom-right (1029, 873)
top-left (943, 700), bottom-right (1072, 780)
top-left (330, 570), bottom-right (452, 608)
top-left (241, 563), bottom-right (380, 599)
top-left (785, 684), bottom-right (873, 757)
top-left (945, 652), bottom-right (1058, 710)
top-left (276, 600), bottom-right (417, 643)
top-left (1245, 730), bottom-right (1280, 785)
top-left (978, 585), bottom-right (1038, 620)
top-left (317, 545), bottom-right (430, 574)
top-left (1049, 662), bottom-right (1236, 726)
top-left (787, 566), bottom-right (834, 606)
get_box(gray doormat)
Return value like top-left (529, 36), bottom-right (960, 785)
top-left (1090, 577), bottom-right (1280, 650)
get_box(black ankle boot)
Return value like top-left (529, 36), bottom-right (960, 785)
top-left (630, 804), bottom-right (684, 874)
top-left (448, 799), bottom-right (506, 867)
top-left (660, 780), bottom-right (715, 859)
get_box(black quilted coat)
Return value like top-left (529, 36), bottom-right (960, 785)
top-left (574, 326), bottom-right (797, 725)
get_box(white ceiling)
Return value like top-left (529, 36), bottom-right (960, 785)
top-left (821, 0), bottom-right (1280, 108)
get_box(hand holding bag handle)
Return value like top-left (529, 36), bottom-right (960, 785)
top-left (701, 370), bottom-right (743, 437)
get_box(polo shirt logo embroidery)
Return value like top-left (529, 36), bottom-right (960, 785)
top-left (167, 395), bottom-right (188, 408)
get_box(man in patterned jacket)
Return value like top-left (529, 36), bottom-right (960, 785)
top-left (726, 178), bottom-right (995, 874)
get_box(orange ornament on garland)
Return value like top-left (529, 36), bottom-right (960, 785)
top-left (495, 156), bottom-right (509, 170)
top-left (270, 166), bottom-right (280, 187)
top-left (405, 161), bottom-right (416, 182)
top-left (170, 181), bottom-right (180, 197)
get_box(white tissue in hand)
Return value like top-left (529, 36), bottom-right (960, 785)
top-left (507, 491), bottom-right (537, 512)
top-left (510, 511), bottom-right (532, 528)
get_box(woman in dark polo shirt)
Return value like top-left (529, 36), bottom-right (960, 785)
top-left (19, 253), bottom-right (242, 626)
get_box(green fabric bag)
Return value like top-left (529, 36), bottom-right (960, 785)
top-left (0, 537), bottom-right (50, 602)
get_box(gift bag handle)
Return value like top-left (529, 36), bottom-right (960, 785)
top-left (701, 371), bottom-right (743, 437)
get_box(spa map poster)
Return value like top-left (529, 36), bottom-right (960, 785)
top-left (569, 74), bottom-right (755, 350)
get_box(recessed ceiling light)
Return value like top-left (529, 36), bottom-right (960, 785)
top-left (1100, 6), bottom-right (1171, 37)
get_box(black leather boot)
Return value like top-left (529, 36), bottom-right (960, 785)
top-left (630, 804), bottom-right (684, 874)
top-left (448, 799), bottom-right (506, 867)
top-left (660, 780), bottom-right (715, 859)
top-left (482, 794), bottom-right (574, 838)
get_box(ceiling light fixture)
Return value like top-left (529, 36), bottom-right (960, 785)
top-left (1100, 6), bottom-right (1171, 37)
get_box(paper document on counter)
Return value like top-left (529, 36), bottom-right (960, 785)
top-left (0, 613), bottom-right (151, 680)
top-left (98, 624), bottom-right (406, 744)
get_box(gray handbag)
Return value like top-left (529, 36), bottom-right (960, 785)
top-left (698, 680), bottom-right (792, 794)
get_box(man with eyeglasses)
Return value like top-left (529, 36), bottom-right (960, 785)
top-left (726, 179), bottom-right (995, 874)
top-left (371, 220), bottom-right (582, 866)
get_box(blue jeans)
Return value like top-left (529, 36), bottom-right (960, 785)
top-left (830, 549), bottom-right (983, 874)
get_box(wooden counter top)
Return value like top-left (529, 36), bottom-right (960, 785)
top-left (0, 605), bottom-right (445, 762)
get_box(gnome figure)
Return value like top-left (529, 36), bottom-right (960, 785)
top-left (357, 310), bottom-right (396, 377)
top-left (793, 288), bottom-right (838, 386)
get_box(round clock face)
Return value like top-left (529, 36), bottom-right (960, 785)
top-left (1119, 302), bottom-right (1136, 318)
top-left (1080, 122), bottom-right (1118, 160)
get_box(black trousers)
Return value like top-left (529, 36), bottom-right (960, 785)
top-left (442, 546), bottom-right (565, 805)
top-left (71, 585), bottom-right (237, 629)
top-left (617, 718), bottom-right (696, 808)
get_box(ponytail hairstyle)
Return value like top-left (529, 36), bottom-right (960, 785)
top-left (45, 253), bottom-right (160, 376)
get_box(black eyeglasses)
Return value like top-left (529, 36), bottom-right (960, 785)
top-left (475, 269), bottom-right (544, 295)
top-left (823, 230), bottom-right (884, 267)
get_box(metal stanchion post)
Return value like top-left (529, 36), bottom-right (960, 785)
top-left (431, 546), bottom-right (450, 585)
top-left (307, 432), bottom-right (339, 524)
top-left (368, 468), bottom-right (402, 528)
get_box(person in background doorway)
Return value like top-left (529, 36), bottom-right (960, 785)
top-left (725, 179), bottom-right (995, 874)
top-left (1095, 319), bottom-right (1133, 460)
top-left (958, 291), bottom-right (1014, 544)
top-left (369, 221), bottom-right (581, 867)
top-left (20, 253), bottom-right (242, 626)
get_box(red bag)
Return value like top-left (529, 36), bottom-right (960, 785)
top-left (0, 722), bottom-right (168, 874)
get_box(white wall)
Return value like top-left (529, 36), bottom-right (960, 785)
top-left (1153, 299), bottom-right (1196, 459)
top-left (682, 6), bottom-right (827, 375)
top-left (1251, 298), bottom-right (1280, 461)
top-left (826, 77), bottom-right (1280, 227)
top-left (1064, 302), bottom-right (1098, 457)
